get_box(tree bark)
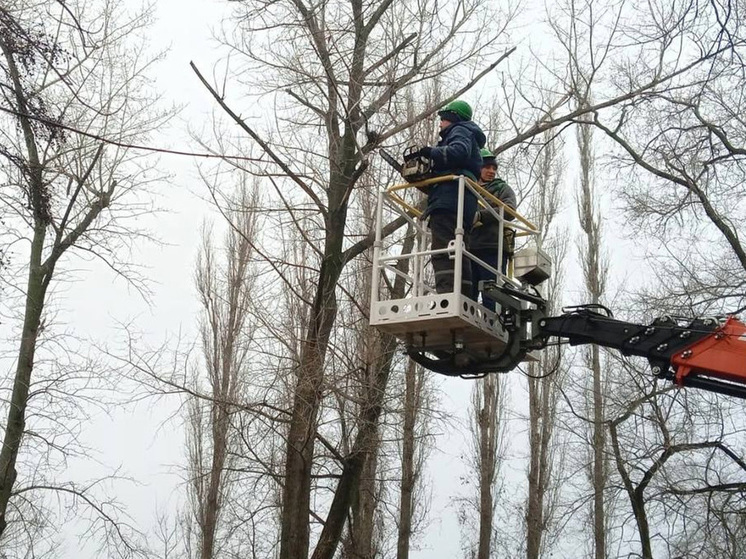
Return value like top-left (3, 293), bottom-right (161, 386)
top-left (591, 344), bottom-right (606, 559)
top-left (200, 409), bottom-right (228, 559)
top-left (0, 32), bottom-right (52, 536)
top-left (312, 229), bottom-right (414, 559)
top-left (342, 424), bottom-right (380, 559)
top-left (278, 4), bottom-right (369, 547)
top-left (524, 128), bottom-right (564, 559)
top-left (476, 376), bottom-right (500, 559)
top-left (396, 358), bottom-right (418, 559)
top-left (525, 367), bottom-right (545, 559)
top-left (608, 423), bottom-right (653, 559)
top-left (0, 223), bottom-right (46, 536)
top-left (281, 229), bottom-right (346, 558)
top-left (577, 111), bottom-right (607, 559)
top-left (191, 204), bottom-right (255, 559)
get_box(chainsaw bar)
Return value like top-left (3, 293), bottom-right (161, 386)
top-left (379, 148), bottom-right (403, 174)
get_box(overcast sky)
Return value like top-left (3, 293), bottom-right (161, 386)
top-left (93, 1), bottom-right (511, 556)
top-left (2, 0), bottom-right (642, 556)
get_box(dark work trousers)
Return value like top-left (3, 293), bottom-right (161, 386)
top-left (471, 248), bottom-right (508, 312)
top-left (430, 211), bottom-right (472, 297)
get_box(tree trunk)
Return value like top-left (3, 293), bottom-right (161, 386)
top-left (609, 422), bottom-right (653, 559)
top-left (396, 358), bottom-right (418, 559)
top-left (524, 128), bottom-right (564, 559)
top-left (630, 490), bottom-right (653, 559)
top-left (312, 230), bottom-right (414, 559)
top-left (280, 238), bottom-right (345, 558)
top-left (310, 341), bottom-right (387, 559)
top-left (591, 344), bottom-right (606, 559)
top-left (343, 427), bottom-right (379, 559)
top-left (525, 367), bottom-right (544, 559)
top-left (577, 109), bottom-right (607, 559)
top-left (200, 408), bottom-right (228, 559)
top-left (476, 375), bottom-right (499, 559)
top-left (0, 34), bottom-right (49, 537)
top-left (0, 223), bottom-right (46, 536)
top-left (279, 45), bottom-right (362, 549)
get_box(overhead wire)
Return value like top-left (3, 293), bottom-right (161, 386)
top-left (6, 108), bottom-right (745, 353)
top-left (0, 105), bottom-right (263, 162)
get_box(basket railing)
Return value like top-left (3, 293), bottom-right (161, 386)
top-left (371, 175), bottom-right (540, 310)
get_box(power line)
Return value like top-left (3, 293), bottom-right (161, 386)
top-left (0, 105), bottom-right (262, 162)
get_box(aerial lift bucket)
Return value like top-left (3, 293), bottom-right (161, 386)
top-left (369, 174), bottom-right (549, 376)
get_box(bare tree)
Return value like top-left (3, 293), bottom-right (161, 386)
top-left (524, 128), bottom-right (567, 559)
top-left (396, 358), bottom-right (418, 559)
top-left (467, 374), bottom-right (506, 559)
top-left (574, 105), bottom-right (612, 559)
top-left (571, 0), bottom-right (746, 554)
top-left (605, 381), bottom-right (746, 559)
top-left (190, 1), bottom-right (519, 556)
top-left (335, 335), bottom-right (387, 559)
top-left (185, 179), bottom-right (259, 559)
top-left (587, 0), bottom-right (746, 315)
top-left (329, 161), bottom-right (437, 559)
top-left (332, 177), bottom-right (396, 559)
top-left (0, 0), bottom-right (164, 553)
top-left (394, 358), bottom-right (435, 559)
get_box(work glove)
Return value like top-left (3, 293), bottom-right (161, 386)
top-left (415, 146), bottom-right (433, 158)
top-left (404, 146), bottom-right (433, 160)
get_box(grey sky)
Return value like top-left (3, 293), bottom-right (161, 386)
top-left (1, 0), bottom-right (646, 556)
top-left (101, 1), bottom-right (500, 556)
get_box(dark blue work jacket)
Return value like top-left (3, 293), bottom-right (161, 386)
top-left (425, 120), bottom-right (486, 225)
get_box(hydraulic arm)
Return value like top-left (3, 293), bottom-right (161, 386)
top-left (533, 306), bottom-right (746, 400)
top-left (407, 279), bottom-right (746, 400)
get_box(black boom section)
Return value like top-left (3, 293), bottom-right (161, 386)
top-left (678, 375), bottom-right (746, 400)
top-left (535, 312), bottom-right (718, 364)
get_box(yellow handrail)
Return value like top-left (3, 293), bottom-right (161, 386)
top-left (386, 174), bottom-right (460, 193)
top-left (385, 175), bottom-right (539, 233)
top-left (389, 193), bottom-right (422, 218)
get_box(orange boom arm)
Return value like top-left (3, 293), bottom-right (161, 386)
top-left (670, 316), bottom-right (746, 395)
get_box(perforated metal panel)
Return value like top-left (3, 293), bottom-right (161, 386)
top-left (371, 293), bottom-right (508, 358)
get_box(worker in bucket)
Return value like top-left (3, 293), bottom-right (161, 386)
top-left (469, 148), bottom-right (517, 311)
top-left (406, 100), bottom-right (486, 297)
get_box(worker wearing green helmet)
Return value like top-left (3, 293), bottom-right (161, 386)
top-left (405, 99), bottom-right (486, 296)
top-left (470, 148), bottom-right (517, 311)
top-left (439, 100), bottom-right (473, 121)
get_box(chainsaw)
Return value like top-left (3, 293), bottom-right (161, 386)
top-left (380, 146), bottom-right (434, 183)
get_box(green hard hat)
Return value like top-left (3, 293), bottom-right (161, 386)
top-left (480, 148), bottom-right (497, 164)
top-left (440, 100), bottom-right (473, 121)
